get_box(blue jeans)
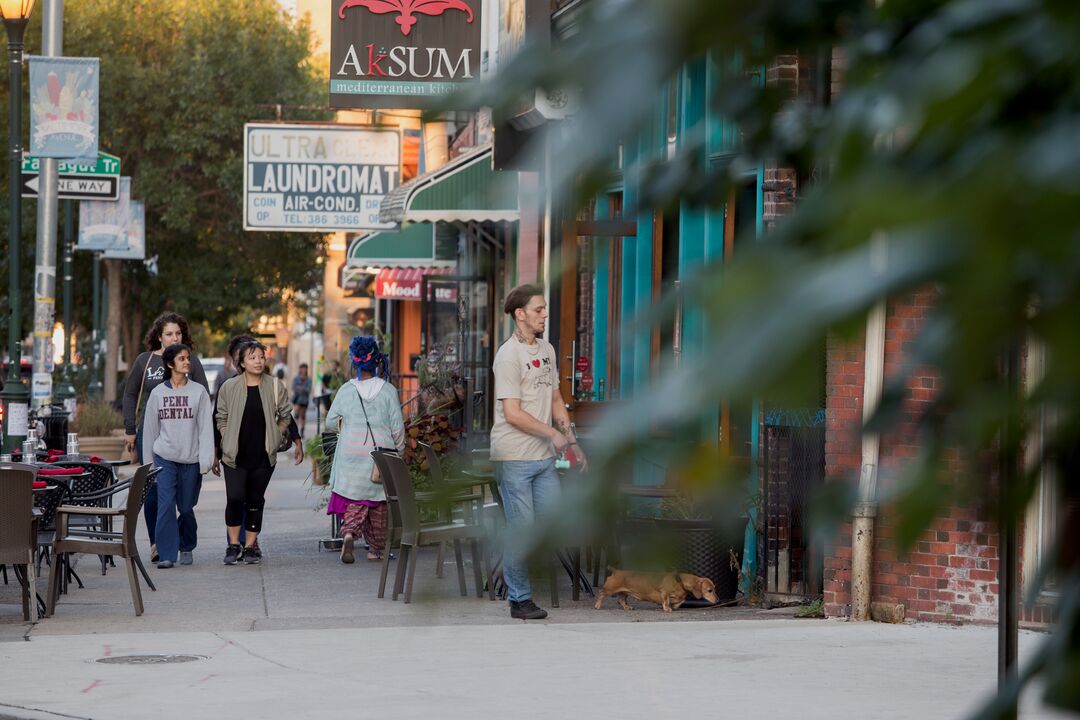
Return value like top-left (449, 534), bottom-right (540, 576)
top-left (136, 426), bottom-right (157, 545)
top-left (153, 455), bottom-right (203, 563)
top-left (495, 458), bottom-right (561, 603)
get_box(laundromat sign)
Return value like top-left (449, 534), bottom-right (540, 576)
top-left (329, 0), bottom-right (482, 109)
top-left (244, 123), bottom-right (400, 232)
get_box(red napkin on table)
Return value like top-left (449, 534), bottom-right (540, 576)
top-left (36, 467), bottom-right (81, 476)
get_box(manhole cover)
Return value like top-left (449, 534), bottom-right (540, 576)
top-left (95, 654), bottom-right (206, 665)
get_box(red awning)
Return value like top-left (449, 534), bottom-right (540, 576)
top-left (373, 266), bottom-right (456, 302)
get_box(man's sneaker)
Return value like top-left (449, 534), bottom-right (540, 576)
top-left (150, 544), bottom-right (160, 563)
top-left (156, 560), bottom-right (174, 569)
top-left (242, 545), bottom-right (262, 565)
top-left (179, 551), bottom-right (193, 566)
top-left (223, 544), bottom-right (242, 565)
top-left (510, 599), bottom-right (548, 620)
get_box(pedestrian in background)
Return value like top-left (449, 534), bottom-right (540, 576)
top-left (141, 344), bottom-right (214, 569)
top-left (291, 363), bottom-right (312, 438)
top-left (213, 340), bottom-right (298, 565)
top-left (325, 336), bottom-right (404, 564)
top-left (123, 311), bottom-right (209, 563)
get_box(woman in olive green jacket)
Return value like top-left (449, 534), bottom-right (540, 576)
top-left (212, 340), bottom-right (297, 565)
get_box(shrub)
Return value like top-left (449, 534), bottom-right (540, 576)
top-left (74, 401), bottom-right (123, 436)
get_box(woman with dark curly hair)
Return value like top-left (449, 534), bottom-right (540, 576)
top-left (123, 311), bottom-right (209, 560)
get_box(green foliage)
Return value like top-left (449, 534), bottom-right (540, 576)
top-left (74, 401), bottom-right (123, 436)
top-left (304, 434), bottom-right (332, 486)
top-left (470, 0), bottom-right (1080, 712)
top-left (796, 598), bottom-right (825, 619)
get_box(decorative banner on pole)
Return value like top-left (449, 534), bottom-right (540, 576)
top-left (243, 123), bottom-right (400, 232)
top-left (329, 0), bottom-right (482, 108)
top-left (102, 201), bottom-right (146, 260)
top-left (78, 176), bottom-right (131, 250)
top-left (28, 56), bottom-right (100, 159)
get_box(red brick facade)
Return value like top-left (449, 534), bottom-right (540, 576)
top-left (823, 289), bottom-right (1005, 623)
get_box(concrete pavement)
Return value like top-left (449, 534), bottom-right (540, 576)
top-left (0, 449), bottom-right (1068, 719)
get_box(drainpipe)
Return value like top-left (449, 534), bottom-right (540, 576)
top-left (851, 299), bottom-right (886, 620)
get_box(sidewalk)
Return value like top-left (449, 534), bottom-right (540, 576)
top-left (0, 453), bottom-right (1067, 719)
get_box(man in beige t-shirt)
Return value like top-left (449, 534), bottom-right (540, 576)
top-left (490, 285), bottom-right (586, 620)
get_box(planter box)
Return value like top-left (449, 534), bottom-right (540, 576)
top-left (79, 435), bottom-right (127, 461)
top-left (620, 517), bottom-right (743, 604)
top-left (311, 459), bottom-right (327, 486)
top-left (656, 519), bottom-right (743, 603)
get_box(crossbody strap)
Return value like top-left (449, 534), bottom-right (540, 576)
top-left (354, 382), bottom-right (377, 447)
top-left (135, 354), bottom-right (150, 422)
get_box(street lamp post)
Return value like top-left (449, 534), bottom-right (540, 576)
top-left (0, 0), bottom-right (36, 453)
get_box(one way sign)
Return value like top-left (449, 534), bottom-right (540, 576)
top-left (22, 173), bottom-right (120, 201)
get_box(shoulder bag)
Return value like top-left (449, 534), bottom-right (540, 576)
top-left (355, 382), bottom-right (397, 483)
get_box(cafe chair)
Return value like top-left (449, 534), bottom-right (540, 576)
top-left (46, 464), bottom-right (157, 617)
top-left (418, 441), bottom-right (485, 578)
top-left (0, 462), bottom-right (41, 621)
top-left (32, 479), bottom-right (83, 596)
top-left (50, 461), bottom-right (115, 575)
top-left (372, 450), bottom-right (488, 604)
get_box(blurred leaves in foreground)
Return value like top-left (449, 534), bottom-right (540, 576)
top-left (460, 0), bottom-right (1080, 715)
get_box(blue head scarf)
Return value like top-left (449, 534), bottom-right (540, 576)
top-left (349, 336), bottom-right (389, 381)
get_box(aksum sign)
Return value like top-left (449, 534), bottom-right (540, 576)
top-left (329, 0), bottom-right (482, 108)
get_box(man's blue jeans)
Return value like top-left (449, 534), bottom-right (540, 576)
top-left (153, 456), bottom-right (203, 564)
top-left (495, 458), bottom-right (560, 603)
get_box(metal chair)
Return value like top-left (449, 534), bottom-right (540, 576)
top-left (419, 441), bottom-right (484, 578)
top-left (0, 462), bottom-right (41, 621)
top-left (373, 450), bottom-right (488, 604)
top-left (49, 461), bottom-right (115, 575)
top-left (46, 464), bottom-right (156, 617)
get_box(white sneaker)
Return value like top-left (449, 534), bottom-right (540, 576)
top-left (179, 551), bottom-right (193, 566)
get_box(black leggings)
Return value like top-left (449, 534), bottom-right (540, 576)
top-left (223, 464), bottom-right (275, 533)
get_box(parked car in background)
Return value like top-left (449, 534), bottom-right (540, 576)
top-left (202, 357), bottom-right (226, 397)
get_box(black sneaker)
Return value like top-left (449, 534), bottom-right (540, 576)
top-left (242, 545), bottom-right (262, 565)
top-left (223, 544), bottom-right (242, 565)
top-left (510, 599), bottom-right (548, 620)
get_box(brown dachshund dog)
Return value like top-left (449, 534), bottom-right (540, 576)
top-left (594, 568), bottom-right (720, 612)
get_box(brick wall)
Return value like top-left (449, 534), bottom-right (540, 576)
top-left (763, 55), bottom-right (801, 228)
top-left (822, 289), bottom-right (1004, 623)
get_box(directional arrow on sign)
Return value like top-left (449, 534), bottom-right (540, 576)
top-left (22, 173), bottom-right (120, 201)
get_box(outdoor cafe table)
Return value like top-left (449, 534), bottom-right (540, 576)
top-left (460, 466), bottom-right (595, 604)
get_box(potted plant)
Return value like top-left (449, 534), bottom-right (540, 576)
top-left (304, 435), bottom-right (332, 486)
top-left (414, 344), bottom-right (466, 414)
top-left (657, 494), bottom-right (745, 604)
top-left (73, 400), bottom-right (126, 460)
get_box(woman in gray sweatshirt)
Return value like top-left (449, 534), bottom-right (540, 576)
top-left (142, 343), bottom-right (214, 569)
top-left (123, 311), bottom-right (209, 561)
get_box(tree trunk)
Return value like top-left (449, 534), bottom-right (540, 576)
top-left (125, 300), bottom-right (143, 370)
top-left (104, 259), bottom-right (122, 403)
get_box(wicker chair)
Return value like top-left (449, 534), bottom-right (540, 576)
top-left (46, 464), bottom-right (156, 617)
top-left (0, 462), bottom-right (40, 621)
top-left (50, 461), bottom-right (115, 575)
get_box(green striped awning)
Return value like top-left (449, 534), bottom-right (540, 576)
top-left (346, 222), bottom-right (457, 268)
top-left (378, 144), bottom-right (518, 225)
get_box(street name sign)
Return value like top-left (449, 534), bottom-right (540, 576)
top-left (244, 124), bottom-right (400, 232)
top-left (21, 151), bottom-right (121, 201)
